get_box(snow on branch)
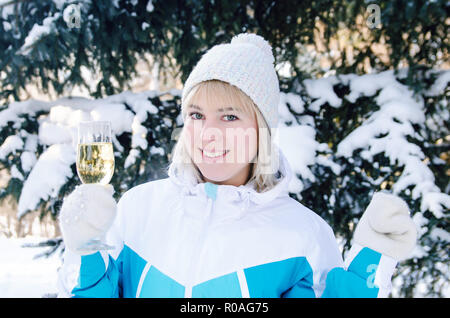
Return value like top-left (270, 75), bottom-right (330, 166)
top-left (0, 89), bottom-right (177, 218)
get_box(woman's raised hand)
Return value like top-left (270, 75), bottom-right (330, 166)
top-left (353, 191), bottom-right (417, 261)
top-left (59, 184), bottom-right (117, 255)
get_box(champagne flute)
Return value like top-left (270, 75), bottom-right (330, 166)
top-left (75, 121), bottom-right (115, 252)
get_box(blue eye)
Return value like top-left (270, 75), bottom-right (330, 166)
top-left (224, 115), bottom-right (238, 121)
top-left (189, 112), bottom-right (203, 120)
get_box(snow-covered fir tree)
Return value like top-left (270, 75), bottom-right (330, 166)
top-left (0, 0), bottom-right (448, 298)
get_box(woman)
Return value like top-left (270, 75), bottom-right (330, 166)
top-left (57, 33), bottom-right (416, 298)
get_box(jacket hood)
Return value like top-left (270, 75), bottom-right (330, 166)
top-left (167, 147), bottom-right (294, 211)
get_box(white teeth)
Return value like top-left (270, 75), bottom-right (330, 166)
top-left (203, 150), bottom-right (228, 158)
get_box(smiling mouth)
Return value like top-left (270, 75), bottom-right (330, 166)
top-left (200, 149), bottom-right (230, 158)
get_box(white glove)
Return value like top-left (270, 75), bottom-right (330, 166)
top-left (59, 184), bottom-right (117, 255)
top-left (353, 191), bottom-right (417, 261)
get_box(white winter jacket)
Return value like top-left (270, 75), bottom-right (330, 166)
top-left (58, 149), bottom-right (397, 297)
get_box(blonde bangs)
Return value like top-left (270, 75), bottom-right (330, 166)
top-left (181, 80), bottom-right (257, 124)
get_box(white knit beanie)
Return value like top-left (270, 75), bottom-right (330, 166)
top-left (181, 33), bottom-right (280, 130)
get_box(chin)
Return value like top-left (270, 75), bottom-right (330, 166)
top-left (198, 166), bottom-right (232, 183)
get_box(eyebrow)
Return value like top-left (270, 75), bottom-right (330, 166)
top-left (188, 104), bottom-right (242, 113)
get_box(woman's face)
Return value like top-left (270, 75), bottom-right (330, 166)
top-left (184, 94), bottom-right (258, 187)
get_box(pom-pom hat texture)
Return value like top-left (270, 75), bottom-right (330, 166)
top-left (181, 33), bottom-right (280, 130)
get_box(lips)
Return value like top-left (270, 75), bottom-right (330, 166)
top-left (202, 149), bottom-right (228, 157)
top-left (200, 148), bottom-right (229, 161)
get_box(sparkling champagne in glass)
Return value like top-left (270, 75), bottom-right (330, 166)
top-left (75, 121), bottom-right (115, 252)
top-left (77, 142), bottom-right (114, 185)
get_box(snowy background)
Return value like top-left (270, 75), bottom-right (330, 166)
top-left (1, 68), bottom-right (449, 297)
top-left (0, 236), bottom-right (60, 297)
top-left (0, 0), bottom-right (448, 297)
top-left (3, 69), bottom-right (448, 225)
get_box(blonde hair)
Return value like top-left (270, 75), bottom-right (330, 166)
top-left (166, 80), bottom-right (280, 193)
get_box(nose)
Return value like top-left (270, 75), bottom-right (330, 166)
top-left (199, 119), bottom-right (225, 149)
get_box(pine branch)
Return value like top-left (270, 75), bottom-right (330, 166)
top-left (0, 0), bottom-right (27, 9)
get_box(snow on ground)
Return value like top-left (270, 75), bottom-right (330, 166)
top-left (0, 236), bottom-right (61, 298)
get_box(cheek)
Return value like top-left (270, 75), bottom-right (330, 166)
top-left (227, 125), bottom-right (258, 163)
top-left (184, 121), bottom-right (200, 148)
top-left (182, 124), bottom-right (197, 159)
